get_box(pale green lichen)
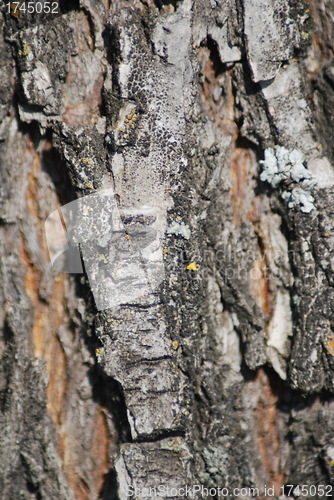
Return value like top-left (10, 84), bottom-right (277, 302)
top-left (260, 146), bottom-right (316, 213)
top-left (167, 221), bottom-right (191, 239)
top-left (198, 445), bottom-right (229, 485)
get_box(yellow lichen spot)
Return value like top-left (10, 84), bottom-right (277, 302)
top-left (324, 233), bottom-right (330, 237)
top-left (225, 442), bottom-right (231, 448)
top-left (86, 183), bottom-right (94, 189)
top-left (317, 144), bottom-right (323, 151)
top-left (95, 347), bottom-right (105, 358)
top-left (186, 262), bottom-right (197, 271)
top-left (82, 158), bottom-right (94, 165)
top-left (324, 334), bottom-right (334, 356)
top-left (172, 341), bottom-right (179, 350)
top-left (163, 248), bottom-right (168, 255)
top-left (329, 460), bottom-right (334, 467)
top-left (19, 42), bottom-right (31, 56)
top-left (10, 3), bottom-right (21, 17)
top-left (125, 235), bottom-right (130, 240)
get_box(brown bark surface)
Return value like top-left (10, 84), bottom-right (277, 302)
top-left (1, 1), bottom-right (334, 499)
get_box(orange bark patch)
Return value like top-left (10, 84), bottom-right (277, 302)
top-left (91, 410), bottom-right (110, 494)
top-left (62, 10), bottom-right (105, 127)
top-left (255, 369), bottom-right (284, 497)
top-left (63, 72), bottom-right (104, 127)
top-left (230, 147), bottom-right (256, 226)
top-left (62, 409), bottom-right (110, 500)
top-left (21, 231), bottom-right (68, 430)
top-left (308, 0), bottom-right (334, 70)
top-left (198, 43), bottom-right (237, 135)
top-left (26, 153), bottom-right (39, 219)
top-left (21, 144), bottom-right (68, 429)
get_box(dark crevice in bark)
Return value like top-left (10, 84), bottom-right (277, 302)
top-left (58, 0), bottom-right (80, 15)
top-left (237, 63), bottom-right (284, 146)
top-left (80, 6), bottom-right (97, 49)
top-left (26, 479), bottom-right (42, 500)
top-left (41, 139), bottom-right (76, 206)
top-left (261, 366), bottom-right (312, 413)
top-left (206, 35), bottom-right (227, 77)
top-left (239, 358), bottom-right (258, 382)
top-left (141, 17), bottom-right (156, 55)
top-left (91, 369), bottom-right (132, 443)
top-left (105, 24), bottom-right (122, 85)
top-left (133, 429), bottom-right (186, 443)
top-left (0, 322), bottom-right (15, 412)
top-left (153, 0), bottom-right (179, 10)
top-left (99, 468), bottom-right (120, 500)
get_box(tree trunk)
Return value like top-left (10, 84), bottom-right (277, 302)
top-left (1, 0), bottom-right (334, 498)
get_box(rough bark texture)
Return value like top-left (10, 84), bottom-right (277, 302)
top-left (1, 0), bottom-right (334, 499)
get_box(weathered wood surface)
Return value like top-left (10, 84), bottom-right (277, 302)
top-left (1, 0), bottom-right (334, 498)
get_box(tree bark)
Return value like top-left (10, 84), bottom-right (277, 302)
top-left (1, 0), bottom-right (334, 499)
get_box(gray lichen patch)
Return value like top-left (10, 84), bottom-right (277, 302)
top-left (52, 121), bottom-right (106, 194)
top-left (167, 221), bottom-right (191, 240)
top-left (260, 146), bottom-right (316, 213)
